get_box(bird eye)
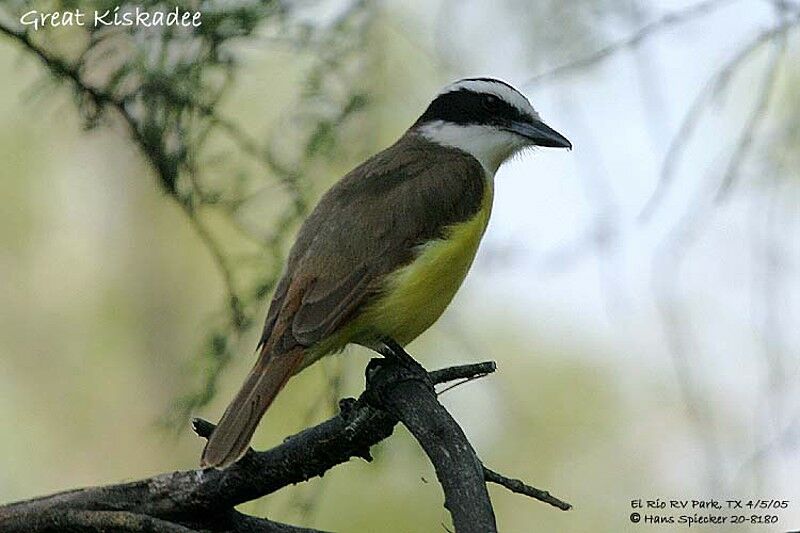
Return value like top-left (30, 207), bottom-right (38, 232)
top-left (480, 94), bottom-right (500, 111)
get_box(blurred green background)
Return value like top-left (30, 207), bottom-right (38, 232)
top-left (1, 1), bottom-right (799, 531)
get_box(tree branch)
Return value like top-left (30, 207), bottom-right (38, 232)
top-left (524, 0), bottom-right (736, 87)
top-left (0, 510), bottom-right (198, 533)
top-left (483, 466), bottom-right (572, 511)
top-left (1, 360), bottom-right (568, 531)
top-left (364, 358), bottom-right (497, 532)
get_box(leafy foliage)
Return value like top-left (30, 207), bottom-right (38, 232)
top-left (0, 0), bottom-right (377, 425)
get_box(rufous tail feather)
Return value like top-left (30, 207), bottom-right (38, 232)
top-left (200, 346), bottom-right (304, 468)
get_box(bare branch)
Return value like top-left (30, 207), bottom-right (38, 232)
top-left (431, 361), bottom-right (498, 384)
top-left (714, 32), bottom-right (787, 199)
top-left (2, 360), bottom-right (559, 533)
top-left (364, 359), bottom-right (497, 532)
top-left (483, 466), bottom-right (572, 511)
top-left (0, 510), bottom-right (198, 533)
top-left (524, 0), bottom-right (736, 87)
top-left (638, 12), bottom-right (799, 221)
top-left (641, 11), bottom-right (797, 493)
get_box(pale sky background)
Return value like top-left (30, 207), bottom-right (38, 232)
top-left (427, 0), bottom-right (800, 515)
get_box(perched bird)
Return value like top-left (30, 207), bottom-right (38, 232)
top-left (201, 77), bottom-right (571, 468)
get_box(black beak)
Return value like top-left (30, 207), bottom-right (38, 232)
top-left (506, 119), bottom-right (572, 149)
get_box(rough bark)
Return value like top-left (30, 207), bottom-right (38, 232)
top-left (0, 360), bottom-right (570, 532)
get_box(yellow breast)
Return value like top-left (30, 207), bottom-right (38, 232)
top-left (351, 179), bottom-right (494, 346)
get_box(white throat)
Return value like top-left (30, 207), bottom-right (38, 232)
top-left (416, 121), bottom-right (528, 176)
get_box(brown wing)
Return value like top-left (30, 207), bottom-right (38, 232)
top-left (258, 133), bottom-right (487, 354)
top-left (202, 134), bottom-right (487, 468)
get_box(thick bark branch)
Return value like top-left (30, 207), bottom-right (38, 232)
top-left (364, 359), bottom-right (497, 532)
top-left (0, 360), bottom-right (569, 532)
top-left (0, 510), bottom-right (198, 533)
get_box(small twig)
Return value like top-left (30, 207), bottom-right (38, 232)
top-left (483, 466), bottom-right (572, 512)
top-left (435, 362), bottom-right (497, 396)
top-left (644, 12), bottom-right (798, 493)
top-left (436, 378), bottom-right (474, 396)
top-left (638, 12), bottom-right (800, 221)
top-left (714, 31), bottom-right (787, 200)
top-left (430, 361), bottom-right (497, 384)
top-left (524, 0), bottom-right (736, 87)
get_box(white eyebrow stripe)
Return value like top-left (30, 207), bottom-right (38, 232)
top-left (438, 79), bottom-right (538, 119)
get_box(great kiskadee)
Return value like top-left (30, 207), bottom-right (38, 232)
top-left (201, 77), bottom-right (571, 468)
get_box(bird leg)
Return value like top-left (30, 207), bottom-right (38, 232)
top-left (378, 338), bottom-right (422, 369)
top-left (375, 338), bottom-right (433, 389)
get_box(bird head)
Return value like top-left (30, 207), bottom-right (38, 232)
top-left (413, 77), bottom-right (571, 174)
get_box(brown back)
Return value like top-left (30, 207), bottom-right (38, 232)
top-left (259, 132), bottom-right (487, 352)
